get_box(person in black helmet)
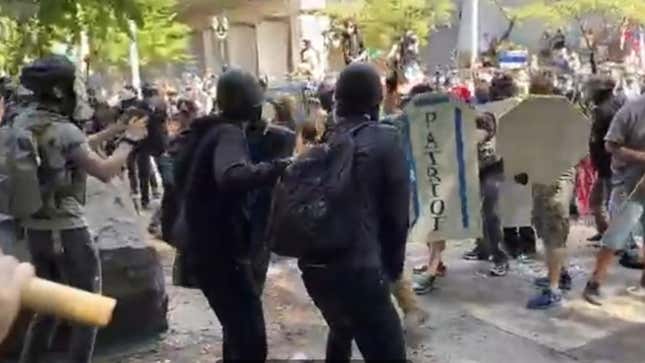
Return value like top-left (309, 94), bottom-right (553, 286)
top-left (298, 63), bottom-right (408, 361)
top-left (14, 55), bottom-right (148, 363)
top-left (179, 69), bottom-right (291, 361)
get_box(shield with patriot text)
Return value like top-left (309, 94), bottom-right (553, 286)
top-left (404, 93), bottom-right (482, 242)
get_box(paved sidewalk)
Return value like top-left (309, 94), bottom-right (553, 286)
top-left (96, 223), bottom-right (645, 363)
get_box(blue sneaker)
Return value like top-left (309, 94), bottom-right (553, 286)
top-left (527, 289), bottom-right (562, 310)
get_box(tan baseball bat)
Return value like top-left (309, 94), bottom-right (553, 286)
top-left (21, 278), bottom-right (117, 327)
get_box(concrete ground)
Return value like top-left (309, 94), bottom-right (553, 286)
top-left (96, 222), bottom-right (645, 363)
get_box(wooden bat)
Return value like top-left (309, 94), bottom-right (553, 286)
top-left (21, 278), bottom-right (117, 327)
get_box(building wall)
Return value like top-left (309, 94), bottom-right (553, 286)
top-left (179, 0), bottom-right (330, 79)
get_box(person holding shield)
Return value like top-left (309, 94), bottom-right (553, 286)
top-left (524, 75), bottom-right (576, 310)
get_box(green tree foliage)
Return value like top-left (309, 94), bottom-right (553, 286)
top-left (513, 0), bottom-right (645, 50)
top-left (91, 0), bottom-right (191, 70)
top-left (513, 0), bottom-right (645, 27)
top-left (0, 0), bottom-right (188, 74)
top-left (513, 0), bottom-right (645, 72)
top-left (323, 0), bottom-right (455, 50)
top-left (0, 16), bottom-right (52, 75)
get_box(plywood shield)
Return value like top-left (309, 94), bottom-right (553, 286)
top-left (498, 96), bottom-right (590, 185)
top-left (405, 93), bottom-right (483, 242)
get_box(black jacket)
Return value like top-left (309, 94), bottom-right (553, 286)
top-left (182, 119), bottom-right (287, 268)
top-left (140, 101), bottom-right (168, 157)
top-left (590, 96), bottom-right (624, 178)
top-left (247, 123), bottom-right (296, 247)
top-left (119, 99), bottom-right (168, 157)
top-left (302, 116), bottom-right (409, 281)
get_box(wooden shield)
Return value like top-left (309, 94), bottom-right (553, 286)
top-left (405, 93), bottom-right (482, 242)
top-left (497, 95), bottom-right (590, 185)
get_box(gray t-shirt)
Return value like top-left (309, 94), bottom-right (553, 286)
top-left (14, 107), bottom-right (89, 230)
top-left (605, 95), bottom-right (645, 191)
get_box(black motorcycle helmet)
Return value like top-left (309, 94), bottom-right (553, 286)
top-left (216, 68), bottom-right (264, 122)
top-left (20, 55), bottom-right (75, 100)
top-left (334, 63), bottom-right (383, 120)
top-left (20, 55), bottom-right (76, 114)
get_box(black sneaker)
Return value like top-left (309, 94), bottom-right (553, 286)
top-left (534, 272), bottom-right (573, 291)
top-left (560, 271), bottom-right (573, 291)
top-left (463, 248), bottom-right (489, 261)
top-left (583, 281), bottom-right (603, 306)
top-left (490, 262), bottom-right (509, 277)
top-left (619, 250), bottom-right (645, 270)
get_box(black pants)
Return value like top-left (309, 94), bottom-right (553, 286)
top-left (195, 261), bottom-right (267, 362)
top-left (300, 265), bottom-right (406, 362)
top-left (127, 150), bottom-right (158, 207)
top-left (20, 228), bottom-right (101, 363)
top-left (476, 171), bottom-right (508, 264)
top-left (504, 226), bottom-right (537, 257)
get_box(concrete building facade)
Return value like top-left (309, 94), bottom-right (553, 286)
top-left (179, 0), bottom-right (332, 80)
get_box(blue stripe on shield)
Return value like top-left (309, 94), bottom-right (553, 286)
top-left (454, 108), bottom-right (469, 228)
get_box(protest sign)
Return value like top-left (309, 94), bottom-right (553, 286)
top-left (405, 93), bottom-right (482, 242)
top-left (497, 95), bottom-right (590, 185)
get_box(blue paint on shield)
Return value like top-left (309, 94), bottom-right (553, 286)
top-left (401, 114), bottom-right (420, 226)
top-left (454, 108), bottom-right (469, 228)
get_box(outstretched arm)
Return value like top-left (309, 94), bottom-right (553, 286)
top-left (213, 125), bottom-right (289, 193)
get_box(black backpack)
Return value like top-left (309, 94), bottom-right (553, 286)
top-left (267, 122), bottom-right (370, 259)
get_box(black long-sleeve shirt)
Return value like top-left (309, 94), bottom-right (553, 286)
top-left (184, 122), bottom-right (287, 264)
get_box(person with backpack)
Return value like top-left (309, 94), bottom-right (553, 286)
top-left (2, 56), bottom-right (148, 363)
top-left (178, 69), bottom-right (291, 361)
top-left (270, 63), bottom-right (408, 361)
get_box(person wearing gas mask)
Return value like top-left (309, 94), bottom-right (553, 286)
top-left (298, 63), bottom-right (408, 361)
top-left (10, 56), bottom-right (147, 363)
top-left (177, 69), bottom-right (291, 361)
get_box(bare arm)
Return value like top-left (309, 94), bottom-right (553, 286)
top-left (606, 141), bottom-right (645, 165)
top-left (87, 124), bottom-right (126, 151)
top-left (70, 117), bottom-right (148, 183)
top-left (70, 143), bottom-right (134, 183)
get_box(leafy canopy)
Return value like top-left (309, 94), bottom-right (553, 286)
top-left (0, 0), bottom-right (189, 74)
top-left (91, 0), bottom-right (192, 69)
top-left (323, 0), bottom-right (455, 49)
top-left (513, 0), bottom-right (645, 27)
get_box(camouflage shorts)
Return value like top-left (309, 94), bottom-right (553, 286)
top-left (532, 178), bottom-right (575, 250)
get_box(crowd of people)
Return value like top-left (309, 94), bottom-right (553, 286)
top-left (1, 27), bottom-right (645, 363)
